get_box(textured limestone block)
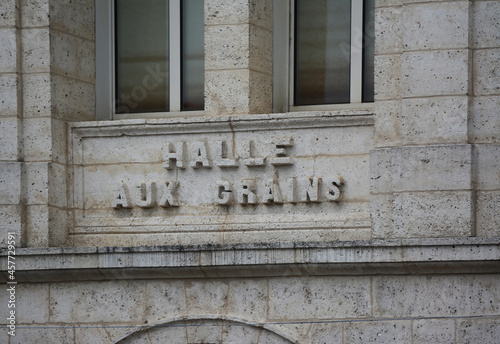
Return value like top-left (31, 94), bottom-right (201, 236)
top-left (473, 48), bottom-right (500, 96)
top-left (185, 280), bottom-right (229, 314)
top-left (475, 144), bottom-right (500, 190)
top-left (392, 191), bottom-right (473, 238)
top-left (10, 327), bottom-right (74, 344)
top-left (402, 50), bottom-right (469, 98)
top-left (401, 96), bottom-right (468, 144)
top-left (268, 276), bottom-right (371, 319)
top-left (26, 204), bottom-right (49, 247)
top-left (23, 117), bottom-right (52, 161)
top-left (0, 162), bottom-right (21, 204)
top-left (375, 7), bottom-right (402, 55)
top-left (374, 54), bottom-right (401, 101)
top-left (48, 206), bottom-right (69, 247)
top-left (21, 0), bottom-right (50, 28)
top-left (0, 73), bottom-right (19, 117)
top-left (50, 0), bottom-right (94, 40)
top-left (21, 28), bottom-right (50, 73)
top-left (0, 28), bottom-right (17, 73)
top-left (370, 148), bottom-right (394, 194)
top-left (15, 284), bottom-right (50, 323)
top-left (373, 275), bottom-right (500, 317)
top-left (0, 204), bottom-right (22, 246)
top-left (457, 318), bottom-right (500, 344)
top-left (25, 162), bottom-right (49, 205)
top-left (205, 0), bottom-right (272, 29)
top-left (413, 319), bottom-right (455, 344)
top-left (0, 116), bottom-right (20, 160)
top-left (22, 73), bottom-right (51, 118)
top-left (392, 145), bottom-right (472, 192)
top-left (470, 96), bottom-right (500, 143)
top-left (370, 194), bottom-right (394, 239)
top-left (226, 279), bottom-right (267, 320)
top-left (307, 323), bottom-right (342, 344)
top-left (374, 100), bottom-right (402, 147)
top-left (51, 74), bottom-right (95, 121)
top-left (376, 0), bottom-right (402, 7)
top-left (0, 0), bottom-right (17, 27)
top-left (472, 1), bottom-right (500, 49)
top-left (344, 321), bottom-right (411, 344)
top-left (76, 36), bottom-right (94, 83)
top-left (403, 1), bottom-right (469, 51)
top-left (477, 191), bottom-right (500, 238)
top-left (50, 30), bottom-right (78, 79)
top-left (205, 69), bottom-right (272, 115)
top-left (49, 281), bottom-right (145, 323)
top-left (51, 118), bottom-right (67, 164)
top-left (145, 281), bottom-right (187, 323)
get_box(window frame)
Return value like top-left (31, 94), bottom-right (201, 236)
top-left (95, 0), bottom-right (204, 121)
top-left (273, 0), bottom-right (374, 113)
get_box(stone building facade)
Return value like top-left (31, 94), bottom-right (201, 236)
top-left (0, 0), bottom-right (499, 343)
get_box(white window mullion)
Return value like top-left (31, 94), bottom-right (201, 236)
top-left (96, 0), bottom-right (114, 120)
top-left (350, 0), bottom-right (363, 104)
top-left (169, 0), bottom-right (182, 112)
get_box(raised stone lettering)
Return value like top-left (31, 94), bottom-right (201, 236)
top-left (163, 142), bottom-right (186, 169)
top-left (237, 179), bottom-right (257, 204)
top-left (271, 138), bottom-right (293, 165)
top-left (216, 141), bottom-right (238, 168)
top-left (297, 177), bottom-right (321, 203)
top-left (324, 176), bottom-right (344, 201)
top-left (243, 140), bottom-right (266, 167)
top-left (262, 179), bottom-right (283, 204)
top-left (159, 181), bottom-right (179, 207)
top-left (135, 182), bottom-right (156, 208)
top-left (215, 180), bottom-right (233, 204)
top-left (190, 141), bottom-right (212, 168)
top-left (111, 183), bottom-right (132, 208)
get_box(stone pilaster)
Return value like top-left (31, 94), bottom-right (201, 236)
top-left (371, 0), bottom-right (476, 238)
top-left (204, 0), bottom-right (273, 115)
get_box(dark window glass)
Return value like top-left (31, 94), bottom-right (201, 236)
top-left (182, 0), bottom-right (205, 111)
top-left (294, 0), bottom-right (351, 105)
top-left (362, 0), bottom-right (374, 102)
top-left (115, 0), bottom-right (169, 114)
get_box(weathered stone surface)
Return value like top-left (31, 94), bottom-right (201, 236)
top-left (457, 317), bottom-right (500, 344)
top-left (0, 28), bottom-right (17, 72)
top-left (22, 73), bottom-right (51, 118)
top-left (392, 191), bottom-right (473, 238)
top-left (375, 7), bottom-right (402, 55)
top-left (477, 191), bottom-right (500, 238)
top-left (268, 276), bottom-right (371, 319)
top-left (0, 116), bottom-right (20, 160)
top-left (21, 0), bottom-right (49, 28)
top-left (470, 96), bottom-right (500, 143)
top-left (373, 274), bottom-right (500, 317)
top-left (0, 162), bottom-right (21, 205)
top-left (344, 321), bottom-right (411, 344)
top-left (49, 281), bottom-right (146, 323)
top-left (401, 96), bottom-right (468, 144)
top-left (413, 319), bottom-right (455, 344)
top-left (472, 1), bottom-right (500, 49)
top-left (21, 28), bottom-right (50, 73)
top-left (402, 50), bottom-right (469, 98)
top-left (403, 1), bottom-right (469, 51)
top-left (0, 73), bottom-right (19, 117)
top-left (374, 54), bottom-right (401, 101)
top-left (473, 48), bottom-right (500, 96)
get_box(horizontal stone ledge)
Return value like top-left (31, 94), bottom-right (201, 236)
top-left (1, 237), bottom-right (499, 282)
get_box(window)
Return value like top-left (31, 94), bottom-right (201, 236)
top-left (96, 0), bottom-right (204, 120)
top-left (273, 0), bottom-right (374, 112)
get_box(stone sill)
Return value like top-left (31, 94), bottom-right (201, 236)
top-left (1, 238), bottom-right (499, 283)
top-left (70, 110), bottom-right (374, 135)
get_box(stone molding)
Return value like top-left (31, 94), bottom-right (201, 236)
top-left (2, 238), bottom-right (499, 283)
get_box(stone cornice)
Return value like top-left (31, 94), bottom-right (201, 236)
top-left (1, 238), bottom-right (499, 282)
